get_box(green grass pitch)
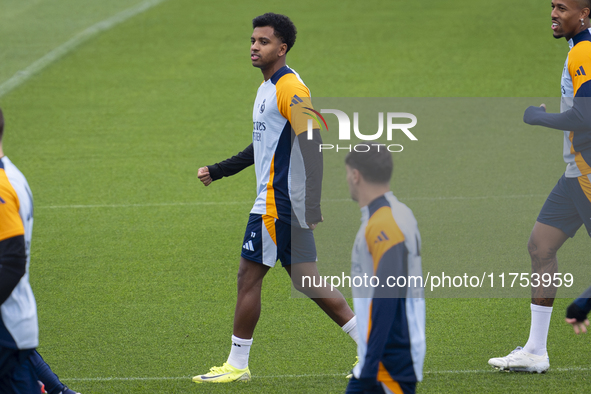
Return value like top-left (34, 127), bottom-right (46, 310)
top-left (1, 0), bottom-right (591, 392)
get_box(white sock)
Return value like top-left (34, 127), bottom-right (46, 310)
top-left (523, 304), bottom-right (553, 356)
top-left (341, 316), bottom-right (359, 345)
top-left (226, 335), bottom-right (253, 369)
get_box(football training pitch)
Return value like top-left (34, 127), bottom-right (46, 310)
top-left (2, 0), bottom-right (590, 392)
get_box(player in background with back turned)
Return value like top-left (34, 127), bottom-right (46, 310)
top-left (344, 146), bottom-right (425, 394)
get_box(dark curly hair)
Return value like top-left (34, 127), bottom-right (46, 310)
top-left (252, 13), bottom-right (297, 53)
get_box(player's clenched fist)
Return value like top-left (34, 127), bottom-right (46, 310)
top-left (198, 166), bottom-right (212, 186)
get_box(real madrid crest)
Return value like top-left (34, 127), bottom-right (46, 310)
top-left (259, 99), bottom-right (266, 114)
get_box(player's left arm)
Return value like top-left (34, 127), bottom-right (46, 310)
top-left (0, 184), bottom-right (27, 305)
top-left (524, 44), bottom-right (591, 131)
top-left (0, 235), bottom-right (27, 305)
top-left (276, 79), bottom-right (323, 225)
top-left (296, 130), bottom-right (323, 227)
top-left (357, 216), bottom-right (408, 386)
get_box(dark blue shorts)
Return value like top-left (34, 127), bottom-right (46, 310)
top-left (346, 376), bottom-right (416, 394)
top-left (241, 214), bottom-right (317, 267)
top-left (537, 174), bottom-right (591, 238)
top-left (0, 347), bottom-right (38, 394)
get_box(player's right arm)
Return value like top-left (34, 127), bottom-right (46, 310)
top-left (523, 100), bottom-right (591, 132)
top-left (565, 285), bottom-right (591, 334)
top-left (524, 42), bottom-right (591, 132)
top-left (198, 143), bottom-right (254, 186)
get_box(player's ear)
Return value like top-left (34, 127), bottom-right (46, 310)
top-left (352, 168), bottom-right (361, 184)
top-left (278, 42), bottom-right (288, 57)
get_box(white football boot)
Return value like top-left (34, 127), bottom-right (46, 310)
top-left (488, 346), bottom-right (549, 373)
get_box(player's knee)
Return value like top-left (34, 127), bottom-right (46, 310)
top-left (527, 238), bottom-right (537, 258)
top-left (236, 265), bottom-right (256, 289)
top-left (527, 238), bottom-right (558, 264)
top-left (236, 265), bottom-right (246, 286)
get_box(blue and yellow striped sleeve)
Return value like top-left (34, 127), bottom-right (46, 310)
top-left (359, 205), bottom-right (410, 388)
top-left (275, 74), bottom-right (320, 135)
top-left (569, 40), bottom-right (591, 97)
top-left (0, 168), bottom-right (24, 242)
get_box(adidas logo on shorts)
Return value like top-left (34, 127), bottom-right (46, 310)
top-left (243, 240), bottom-right (255, 251)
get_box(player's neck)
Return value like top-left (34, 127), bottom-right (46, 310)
top-left (568, 25), bottom-right (590, 41)
top-left (357, 183), bottom-right (390, 209)
top-left (0, 145), bottom-right (3, 158)
top-left (261, 58), bottom-right (287, 81)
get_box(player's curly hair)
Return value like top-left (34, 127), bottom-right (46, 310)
top-left (252, 13), bottom-right (297, 53)
top-left (345, 146), bottom-right (393, 184)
